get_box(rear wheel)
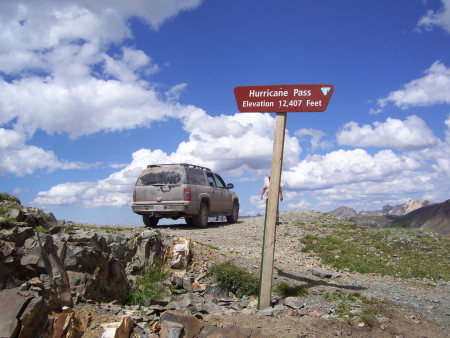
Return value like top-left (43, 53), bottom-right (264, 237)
top-left (143, 215), bottom-right (159, 227)
top-left (226, 202), bottom-right (239, 223)
top-left (193, 202), bottom-right (208, 228)
top-left (185, 217), bottom-right (194, 227)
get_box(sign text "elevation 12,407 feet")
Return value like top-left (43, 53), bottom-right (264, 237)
top-left (234, 84), bottom-right (334, 113)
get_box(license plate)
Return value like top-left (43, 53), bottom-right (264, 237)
top-left (154, 205), bottom-right (164, 211)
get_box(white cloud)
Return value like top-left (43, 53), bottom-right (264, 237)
top-left (312, 170), bottom-right (438, 211)
top-left (32, 114), bottom-right (450, 210)
top-left (177, 112), bottom-right (301, 172)
top-left (284, 116), bottom-right (450, 211)
top-left (33, 182), bottom-right (94, 206)
top-left (249, 194), bottom-right (266, 211)
top-left (295, 128), bottom-right (331, 151)
top-left (0, 0), bottom-right (202, 58)
top-left (0, 128), bottom-right (90, 176)
top-left (0, 0), bottom-right (203, 124)
top-left (287, 200), bottom-right (311, 209)
top-left (417, 0), bottom-right (450, 34)
top-left (283, 149), bottom-right (420, 191)
top-left (0, 78), bottom-right (190, 139)
top-left (0, 0), bottom-right (203, 173)
top-left (33, 113), bottom-right (302, 207)
top-left (378, 61), bottom-right (450, 109)
top-left (103, 47), bottom-right (158, 82)
top-left (336, 115), bottom-right (438, 151)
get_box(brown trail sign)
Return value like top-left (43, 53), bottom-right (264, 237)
top-left (234, 84), bottom-right (334, 113)
top-left (234, 84), bottom-right (334, 310)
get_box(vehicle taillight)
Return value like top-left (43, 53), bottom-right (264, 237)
top-left (133, 188), bottom-right (136, 202)
top-left (184, 187), bottom-right (191, 201)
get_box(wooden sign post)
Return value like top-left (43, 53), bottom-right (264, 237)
top-left (234, 84), bottom-right (334, 309)
top-left (259, 111), bottom-right (286, 309)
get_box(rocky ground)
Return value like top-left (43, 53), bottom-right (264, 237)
top-left (2, 200), bottom-right (449, 337)
top-left (154, 211), bottom-right (450, 337)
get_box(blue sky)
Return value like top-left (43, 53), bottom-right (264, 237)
top-left (1, 0), bottom-right (450, 225)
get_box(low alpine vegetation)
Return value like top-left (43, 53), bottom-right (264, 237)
top-left (126, 260), bottom-right (170, 305)
top-left (300, 224), bottom-right (449, 281)
top-left (0, 193), bottom-right (21, 204)
top-left (209, 261), bottom-right (260, 297)
top-left (275, 281), bottom-right (308, 298)
top-left (324, 290), bottom-right (379, 326)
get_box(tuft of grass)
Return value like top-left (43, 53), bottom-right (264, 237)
top-left (359, 307), bottom-right (378, 327)
top-left (34, 226), bottom-right (48, 233)
top-left (324, 290), bottom-right (379, 325)
top-left (0, 193), bottom-right (21, 204)
top-left (209, 261), bottom-right (259, 297)
top-left (206, 244), bottom-right (220, 250)
top-left (126, 260), bottom-right (169, 305)
top-left (300, 226), bottom-right (450, 281)
top-left (275, 282), bottom-right (308, 298)
top-left (324, 290), bottom-right (362, 303)
top-left (74, 224), bottom-right (135, 231)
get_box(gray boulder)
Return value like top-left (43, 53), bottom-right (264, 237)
top-left (0, 288), bottom-right (48, 338)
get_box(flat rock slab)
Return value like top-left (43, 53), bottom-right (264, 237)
top-left (0, 288), bottom-right (34, 338)
top-left (311, 268), bottom-right (333, 278)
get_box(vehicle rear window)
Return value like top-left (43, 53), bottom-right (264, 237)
top-left (137, 170), bottom-right (183, 186)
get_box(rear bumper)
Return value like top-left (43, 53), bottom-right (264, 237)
top-left (132, 202), bottom-right (195, 218)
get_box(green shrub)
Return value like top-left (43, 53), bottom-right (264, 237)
top-left (34, 226), bottom-right (48, 233)
top-left (126, 260), bottom-right (169, 305)
top-left (275, 282), bottom-right (308, 298)
top-left (209, 261), bottom-right (259, 297)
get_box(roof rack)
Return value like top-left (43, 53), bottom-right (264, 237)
top-left (147, 163), bottom-right (212, 171)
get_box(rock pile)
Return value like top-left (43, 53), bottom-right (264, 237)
top-left (1, 197), bottom-right (283, 337)
top-left (0, 196), bottom-right (168, 337)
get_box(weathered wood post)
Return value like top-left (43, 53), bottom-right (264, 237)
top-left (258, 112), bottom-right (286, 309)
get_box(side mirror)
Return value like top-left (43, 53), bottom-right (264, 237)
top-left (226, 183), bottom-right (234, 189)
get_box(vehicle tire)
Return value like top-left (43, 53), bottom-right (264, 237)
top-left (226, 201), bottom-right (239, 223)
top-left (193, 202), bottom-right (208, 228)
top-left (185, 217), bottom-right (194, 227)
top-left (143, 215), bottom-right (159, 227)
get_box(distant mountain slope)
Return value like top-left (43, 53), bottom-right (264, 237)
top-left (388, 200), bottom-right (435, 216)
top-left (393, 199), bottom-right (450, 237)
top-left (329, 206), bottom-right (357, 219)
top-left (329, 199), bottom-right (449, 237)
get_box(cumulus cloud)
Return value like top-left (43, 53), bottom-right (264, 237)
top-left (33, 113), bottom-right (302, 207)
top-left (0, 0), bottom-right (202, 57)
top-left (413, 113), bottom-right (450, 179)
top-left (0, 0), bottom-right (202, 174)
top-left (287, 200), bottom-right (311, 209)
top-left (417, 0), bottom-right (450, 34)
top-left (314, 171), bottom-right (436, 210)
top-left (295, 128), bottom-right (331, 151)
top-left (283, 149), bottom-right (420, 191)
top-left (284, 116), bottom-right (450, 210)
top-left (0, 128), bottom-right (90, 176)
top-left (377, 61), bottom-right (450, 109)
top-left (0, 78), bottom-right (190, 138)
top-left (336, 115), bottom-right (438, 151)
top-left (103, 47), bottom-right (158, 82)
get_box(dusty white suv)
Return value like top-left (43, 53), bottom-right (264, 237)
top-left (132, 163), bottom-right (239, 227)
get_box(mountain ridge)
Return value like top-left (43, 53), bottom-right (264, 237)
top-left (330, 199), bottom-right (450, 237)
